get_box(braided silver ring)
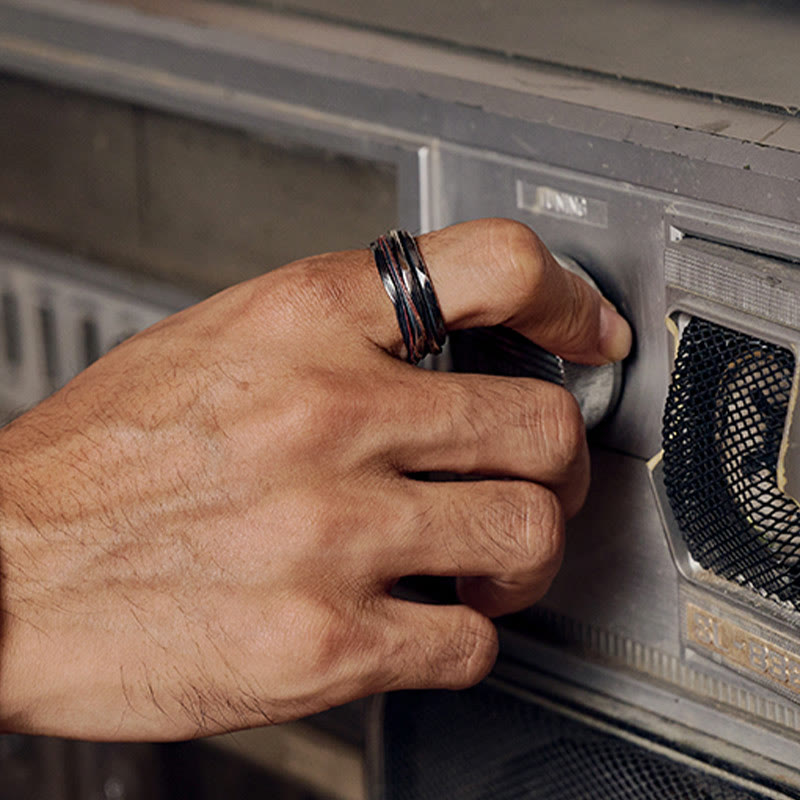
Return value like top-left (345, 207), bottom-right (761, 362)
top-left (370, 230), bottom-right (447, 364)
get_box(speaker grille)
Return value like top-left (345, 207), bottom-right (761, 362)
top-left (379, 684), bottom-right (776, 799)
top-left (662, 317), bottom-right (800, 607)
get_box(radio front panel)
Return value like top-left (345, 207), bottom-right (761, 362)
top-left (435, 144), bottom-right (672, 458)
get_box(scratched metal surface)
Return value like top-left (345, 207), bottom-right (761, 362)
top-left (225, 0), bottom-right (800, 113)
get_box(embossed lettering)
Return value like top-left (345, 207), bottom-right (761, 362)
top-left (685, 603), bottom-right (800, 697)
top-left (767, 650), bottom-right (788, 681)
top-left (690, 609), bottom-right (716, 646)
top-left (516, 181), bottom-right (609, 228)
top-left (748, 640), bottom-right (769, 672)
top-left (789, 660), bottom-right (800, 690)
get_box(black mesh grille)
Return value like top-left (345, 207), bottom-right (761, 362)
top-left (380, 683), bottom-right (780, 799)
top-left (662, 317), bottom-right (800, 607)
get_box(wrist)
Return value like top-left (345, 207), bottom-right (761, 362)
top-left (0, 416), bottom-right (68, 734)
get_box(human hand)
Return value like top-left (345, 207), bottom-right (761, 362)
top-left (0, 218), bottom-right (630, 740)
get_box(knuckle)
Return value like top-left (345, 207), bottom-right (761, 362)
top-left (280, 370), bottom-right (366, 450)
top-left (242, 256), bottom-right (350, 337)
top-left (543, 388), bottom-right (586, 473)
top-left (438, 376), bottom-right (477, 423)
top-left (507, 382), bottom-right (585, 475)
top-left (475, 483), bottom-right (563, 572)
top-left (492, 220), bottom-right (549, 298)
top-left (490, 217), bottom-right (542, 259)
top-left (234, 268), bottom-right (301, 332)
top-left (383, 611), bottom-right (498, 692)
top-left (442, 615), bottom-right (499, 690)
top-left (441, 381), bottom-right (485, 463)
top-left (280, 257), bottom-right (350, 322)
top-left (528, 487), bottom-right (566, 578)
top-left (315, 375), bottom-right (364, 432)
top-left (508, 484), bottom-right (565, 573)
top-left (473, 494), bottom-right (526, 564)
top-left (302, 597), bottom-right (379, 678)
top-left (274, 374), bottom-right (328, 441)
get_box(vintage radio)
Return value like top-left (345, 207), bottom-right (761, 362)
top-left (1, 1), bottom-right (800, 798)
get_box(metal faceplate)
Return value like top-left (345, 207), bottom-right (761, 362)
top-left (216, 0), bottom-right (800, 113)
top-left (2, 0), bottom-right (800, 789)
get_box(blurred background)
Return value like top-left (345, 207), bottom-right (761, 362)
top-left (0, 71), bottom-right (383, 800)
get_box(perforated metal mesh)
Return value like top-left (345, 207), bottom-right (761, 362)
top-left (662, 317), bottom-right (800, 607)
top-left (379, 683), bottom-right (776, 799)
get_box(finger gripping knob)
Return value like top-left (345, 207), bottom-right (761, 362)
top-left (448, 254), bottom-right (624, 429)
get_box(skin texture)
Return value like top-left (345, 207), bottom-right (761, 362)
top-left (0, 218), bottom-right (631, 741)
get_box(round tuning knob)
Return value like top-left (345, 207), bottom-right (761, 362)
top-left (553, 253), bottom-right (624, 429)
top-left (448, 253), bottom-right (625, 429)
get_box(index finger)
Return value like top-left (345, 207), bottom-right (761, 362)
top-left (349, 218), bottom-right (631, 365)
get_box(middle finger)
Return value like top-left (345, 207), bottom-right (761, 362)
top-left (386, 369), bottom-right (590, 519)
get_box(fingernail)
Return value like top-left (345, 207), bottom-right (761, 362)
top-left (599, 300), bottom-right (632, 362)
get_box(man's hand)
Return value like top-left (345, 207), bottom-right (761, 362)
top-left (0, 218), bottom-right (630, 740)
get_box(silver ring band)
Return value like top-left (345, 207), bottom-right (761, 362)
top-left (370, 230), bottom-right (447, 364)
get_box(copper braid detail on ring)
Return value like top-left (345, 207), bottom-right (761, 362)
top-left (370, 230), bottom-right (447, 364)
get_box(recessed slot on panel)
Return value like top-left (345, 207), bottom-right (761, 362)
top-left (81, 317), bottom-right (101, 367)
top-left (1, 290), bottom-right (21, 367)
top-left (665, 234), bottom-right (800, 331)
top-left (37, 305), bottom-right (59, 387)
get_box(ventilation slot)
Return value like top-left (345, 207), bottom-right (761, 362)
top-left (81, 317), bottom-right (101, 368)
top-left (37, 305), bottom-right (59, 388)
top-left (1, 290), bottom-right (21, 368)
top-left (0, 248), bottom-right (182, 421)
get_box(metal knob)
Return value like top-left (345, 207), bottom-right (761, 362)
top-left (553, 254), bottom-right (623, 429)
top-left (448, 253), bottom-right (624, 429)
